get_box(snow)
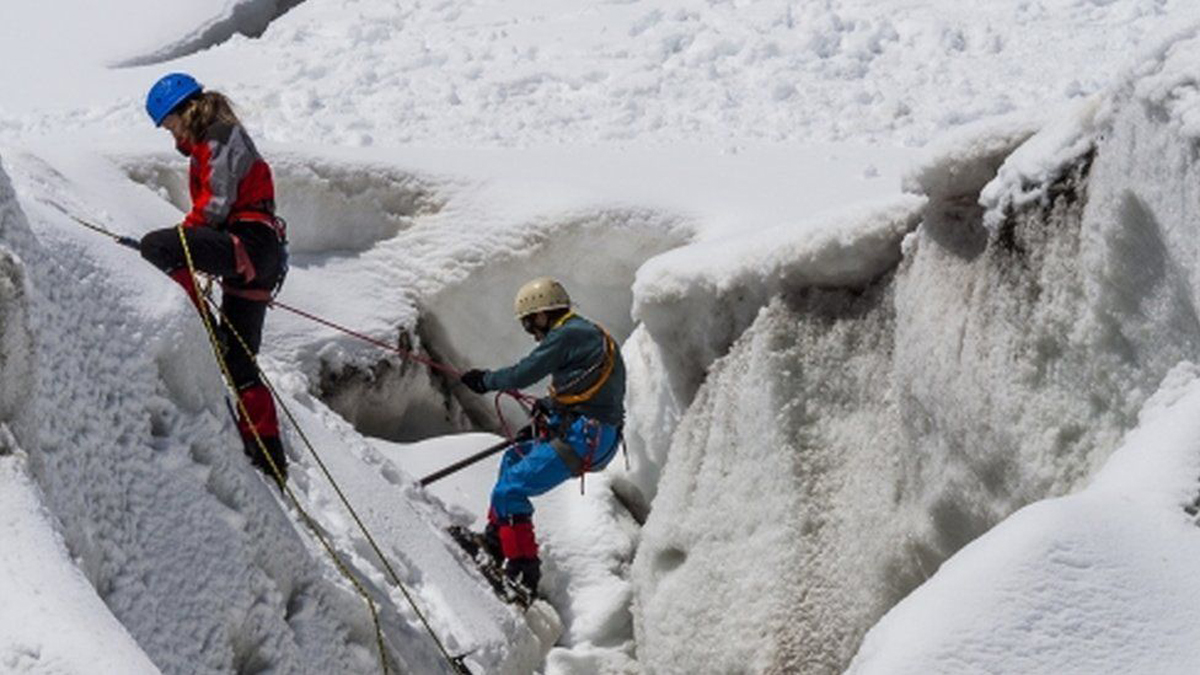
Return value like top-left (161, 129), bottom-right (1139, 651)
top-left (7, 0), bottom-right (1195, 147)
top-left (847, 363), bottom-right (1200, 675)
top-left (0, 147), bottom-right (548, 674)
top-left (630, 19), bottom-right (1200, 675)
top-left (3, 0), bottom-right (1200, 674)
top-left (632, 192), bottom-right (924, 400)
top-left (48, 0), bottom-right (1191, 148)
top-left (0, 454), bottom-right (160, 675)
top-left (844, 25), bottom-right (1200, 673)
top-left (0, 1), bottom-right (279, 113)
top-left (978, 96), bottom-right (1104, 233)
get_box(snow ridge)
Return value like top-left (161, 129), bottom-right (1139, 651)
top-left (113, 0), bottom-right (308, 68)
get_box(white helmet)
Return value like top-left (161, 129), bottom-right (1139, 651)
top-left (514, 277), bottom-right (571, 319)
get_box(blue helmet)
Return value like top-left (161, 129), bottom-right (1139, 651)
top-left (145, 73), bottom-right (202, 126)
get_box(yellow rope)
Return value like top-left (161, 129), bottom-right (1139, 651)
top-left (175, 226), bottom-right (395, 675)
top-left (210, 297), bottom-right (468, 671)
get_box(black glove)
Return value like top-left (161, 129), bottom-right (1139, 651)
top-left (460, 369), bottom-right (489, 394)
top-left (531, 397), bottom-right (555, 418)
top-left (513, 425), bottom-right (535, 443)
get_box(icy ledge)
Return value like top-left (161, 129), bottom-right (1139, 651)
top-left (112, 0), bottom-right (307, 67)
top-left (633, 194), bottom-right (925, 400)
top-left (623, 195), bottom-right (924, 504)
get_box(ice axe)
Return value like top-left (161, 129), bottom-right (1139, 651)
top-left (419, 428), bottom-right (530, 487)
top-left (41, 199), bottom-right (140, 250)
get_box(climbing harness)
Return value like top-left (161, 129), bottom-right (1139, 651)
top-left (548, 316), bottom-right (618, 408)
top-left (220, 214), bottom-right (289, 299)
top-left (176, 226), bottom-right (471, 675)
top-left (543, 414), bottom-right (616, 495)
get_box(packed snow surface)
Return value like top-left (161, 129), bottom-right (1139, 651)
top-left (0, 455), bottom-right (160, 675)
top-left (5, 0), bottom-right (1199, 148)
top-left (848, 363), bottom-right (1200, 675)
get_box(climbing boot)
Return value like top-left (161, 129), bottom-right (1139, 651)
top-left (235, 382), bottom-right (286, 485)
top-left (482, 522), bottom-right (504, 566)
top-left (505, 557), bottom-right (541, 597)
top-left (497, 514), bottom-right (540, 596)
top-left (245, 434), bottom-right (288, 487)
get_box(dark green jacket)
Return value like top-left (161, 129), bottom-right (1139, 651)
top-left (483, 314), bottom-right (625, 426)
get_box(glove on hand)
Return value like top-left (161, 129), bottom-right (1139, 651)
top-left (460, 369), bottom-right (489, 394)
top-left (531, 397), bottom-right (555, 419)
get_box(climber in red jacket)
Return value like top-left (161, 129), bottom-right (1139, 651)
top-left (138, 73), bottom-right (289, 484)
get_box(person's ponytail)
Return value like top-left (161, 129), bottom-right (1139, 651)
top-left (178, 91), bottom-right (240, 142)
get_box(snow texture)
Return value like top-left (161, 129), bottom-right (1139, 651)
top-left (0, 147), bottom-right (550, 674)
top-left (0, 454), bottom-right (161, 675)
top-left (4, 0), bottom-right (1195, 148)
top-left (848, 363), bottom-right (1200, 675)
top-left (633, 193), bottom-right (925, 402)
top-left (847, 26), bottom-right (1200, 673)
top-left (5, 1), bottom-right (1200, 674)
top-left (632, 24), bottom-right (1200, 673)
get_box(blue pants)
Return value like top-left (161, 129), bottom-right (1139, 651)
top-left (490, 414), bottom-right (620, 519)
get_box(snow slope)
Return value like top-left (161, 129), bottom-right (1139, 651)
top-left (849, 363), bottom-right (1200, 675)
top-left (0, 146), bottom-right (155, 675)
top-left (0, 455), bottom-right (160, 675)
top-left (5, 0), bottom-right (1196, 148)
top-left (0, 145), bottom-right (552, 674)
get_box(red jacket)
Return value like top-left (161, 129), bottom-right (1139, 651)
top-left (180, 122), bottom-right (275, 228)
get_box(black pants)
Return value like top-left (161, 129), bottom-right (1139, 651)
top-left (141, 223), bottom-right (283, 389)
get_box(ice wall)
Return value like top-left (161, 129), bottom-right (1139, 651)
top-left (0, 154), bottom-right (160, 672)
top-left (847, 362), bottom-right (1200, 675)
top-left (0, 150), bottom-right (387, 673)
top-left (0, 169), bottom-right (32, 438)
top-left (848, 26), bottom-right (1200, 672)
top-left (630, 40), bottom-right (1200, 670)
top-left (623, 196), bottom-right (925, 506)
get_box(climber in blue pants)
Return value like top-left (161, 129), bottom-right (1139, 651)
top-left (491, 412), bottom-right (621, 515)
top-left (460, 277), bottom-right (626, 596)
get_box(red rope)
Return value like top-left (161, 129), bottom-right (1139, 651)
top-left (272, 299), bottom-right (459, 376)
top-left (270, 299), bottom-right (536, 438)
